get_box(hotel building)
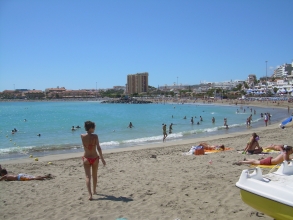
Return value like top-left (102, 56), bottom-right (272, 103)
top-left (126, 72), bottom-right (149, 95)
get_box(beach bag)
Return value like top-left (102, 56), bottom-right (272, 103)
top-left (194, 146), bottom-right (205, 155)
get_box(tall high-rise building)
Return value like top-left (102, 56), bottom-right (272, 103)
top-left (126, 72), bottom-right (149, 95)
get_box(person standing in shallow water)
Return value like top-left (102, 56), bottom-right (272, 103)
top-left (169, 123), bottom-right (173, 134)
top-left (81, 121), bottom-right (106, 200)
top-left (162, 124), bottom-right (167, 142)
top-left (127, 122), bottom-right (134, 128)
top-left (264, 113), bottom-right (268, 126)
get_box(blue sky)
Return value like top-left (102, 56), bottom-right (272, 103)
top-left (0, 0), bottom-right (292, 91)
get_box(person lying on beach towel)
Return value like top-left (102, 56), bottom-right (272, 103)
top-left (242, 133), bottom-right (262, 154)
top-left (263, 144), bottom-right (286, 152)
top-left (233, 145), bottom-right (293, 166)
top-left (0, 169), bottom-right (52, 181)
top-left (198, 142), bottom-right (225, 151)
top-left (187, 143), bottom-right (225, 155)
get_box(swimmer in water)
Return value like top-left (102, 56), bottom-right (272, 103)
top-left (212, 117), bottom-right (215, 123)
top-left (127, 122), bottom-right (134, 128)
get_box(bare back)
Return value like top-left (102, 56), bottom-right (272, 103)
top-left (81, 133), bottom-right (99, 158)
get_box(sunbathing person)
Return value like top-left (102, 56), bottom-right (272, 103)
top-left (235, 145), bottom-right (293, 166)
top-left (243, 133), bottom-right (262, 154)
top-left (263, 144), bottom-right (285, 151)
top-left (0, 169), bottom-right (52, 181)
top-left (198, 142), bottom-right (225, 151)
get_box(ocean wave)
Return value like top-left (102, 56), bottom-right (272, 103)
top-left (0, 143), bottom-right (82, 155)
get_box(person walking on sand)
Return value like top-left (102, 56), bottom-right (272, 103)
top-left (234, 145), bottom-right (293, 166)
top-left (162, 124), bottom-right (167, 142)
top-left (81, 121), bottom-right (106, 200)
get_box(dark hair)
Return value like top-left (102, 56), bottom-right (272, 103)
top-left (84, 121), bottom-right (95, 131)
top-left (0, 169), bottom-right (8, 176)
top-left (252, 133), bottom-right (257, 138)
top-left (219, 145), bottom-right (225, 150)
top-left (283, 145), bottom-right (292, 152)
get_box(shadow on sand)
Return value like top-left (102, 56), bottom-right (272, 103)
top-left (95, 194), bottom-right (133, 202)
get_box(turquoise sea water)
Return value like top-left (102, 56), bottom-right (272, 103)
top-left (0, 101), bottom-right (288, 161)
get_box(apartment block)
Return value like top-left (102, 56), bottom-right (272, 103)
top-left (273, 63), bottom-right (293, 78)
top-left (126, 72), bottom-right (148, 95)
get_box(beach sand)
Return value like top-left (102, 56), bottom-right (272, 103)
top-left (1, 108), bottom-right (293, 219)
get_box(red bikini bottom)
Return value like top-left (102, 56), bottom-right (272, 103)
top-left (82, 156), bottom-right (99, 165)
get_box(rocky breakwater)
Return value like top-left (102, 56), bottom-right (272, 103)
top-left (101, 98), bottom-right (152, 104)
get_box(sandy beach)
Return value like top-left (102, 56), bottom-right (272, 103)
top-left (1, 102), bottom-right (293, 220)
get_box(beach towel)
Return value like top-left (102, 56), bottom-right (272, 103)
top-left (262, 149), bottom-right (280, 154)
top-left (250, 164), bottom-right (280, 168)
top-left (204, 147), bottom-right (232, 154)
top-left (237, 149), bottom-right (279, 155)
top-left (182, 147), bottom-right (232, 155)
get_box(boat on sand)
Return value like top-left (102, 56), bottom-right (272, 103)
top-left (236, 161), bottom-right (293, 220)
top-left (279, 116), bottom-right (293, 129)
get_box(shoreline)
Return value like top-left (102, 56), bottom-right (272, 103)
top-left (1, 97), bottom-right (292, 107)
top-left (0, 122), bottom-right (281, 165)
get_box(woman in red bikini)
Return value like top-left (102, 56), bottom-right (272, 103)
top-left (81, 121), bottom-right (106, 200)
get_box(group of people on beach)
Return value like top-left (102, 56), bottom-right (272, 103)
top-left (189, 130), bottom-right (293, 167)
top-left (233, 132), bottom-right (293, 166)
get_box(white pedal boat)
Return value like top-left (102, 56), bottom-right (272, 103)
top-left (236, 161), bottom-right (293, 220)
